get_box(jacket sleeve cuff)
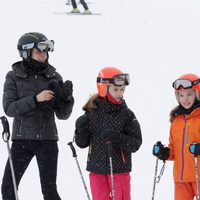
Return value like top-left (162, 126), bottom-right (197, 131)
top-left (33, 95), bottom-right (39, 105)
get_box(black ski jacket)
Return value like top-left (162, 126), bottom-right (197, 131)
top-left (3, 61), bottom-right (74, 141)
top-left (75, 98), bottom-right (142, 174)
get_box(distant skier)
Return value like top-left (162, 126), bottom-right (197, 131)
top-left (153, 73), bottom-right (200, 200)
top-left (66, 0), bottom-right (82, 5)
top-left (74, 67), bottom-right (142, 200)
top-left (66, 0), bottom-right (71, 5)
top-left (70, 0), bottom-right (91, 14)
top-left (1, 32), bottom-right (74, 200)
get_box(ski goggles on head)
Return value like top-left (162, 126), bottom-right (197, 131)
top-left (172, 78), bottom-right (200, 90)
top-left (97, 73), bottom-right (130, 86)
top-left (21, 40), bottom-right (54, 52)
top-left (35, 40), bottom-right (54, 52)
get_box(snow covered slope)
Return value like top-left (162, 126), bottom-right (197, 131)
top-left (1, 0), bottom-right (200, 199)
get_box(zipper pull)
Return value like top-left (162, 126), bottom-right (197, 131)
top-left (120, 146), bottom-right (126, 163)
top-left (186, 123), bottom-right (190, 145)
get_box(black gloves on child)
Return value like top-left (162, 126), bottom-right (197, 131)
top-left (152, 141), bottom-right (170, 161)
top-left (75, 114), bottom-right (89, 135)
top-left (101, 129), bottom-right (127, 148)
top-left (189, 142), bottom-right (200, 156)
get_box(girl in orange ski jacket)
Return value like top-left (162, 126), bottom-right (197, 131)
top-left (153, 73), bottom-right (200, 200)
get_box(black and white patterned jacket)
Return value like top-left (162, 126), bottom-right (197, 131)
top-left (75, 98), bottom-right (142, 174)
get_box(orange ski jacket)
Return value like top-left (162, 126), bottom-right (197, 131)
top-left (168, 107), bottom-right (200, 182)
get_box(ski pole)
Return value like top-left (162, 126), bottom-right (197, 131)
top-left (68, 141), bottom-right (91, 200)
top-left (152, 157), bottom-right (159, 200)
top-left (106, 141), bottom-right (115, 200)
top-left (194, 155), bottom-right (200, 200)
top-left (0, 116), bottom-right (19, 200)
top-left (151, 157), bottom-right (166, 200)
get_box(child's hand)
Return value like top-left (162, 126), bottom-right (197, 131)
top-left (101, 129), bottom-right (120, 143)
top-left (189, 142), bottom-right (200, 156)
top-left (75, 114), bottom-right (89, 135)
top-left (152, 141), bottom-right (170, 161)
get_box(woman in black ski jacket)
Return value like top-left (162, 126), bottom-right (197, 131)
top-left (1, 32), bottom-right (74, 200)
top-left (75, 67), bottom-right (142, 200)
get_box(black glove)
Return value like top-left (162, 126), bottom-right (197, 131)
top-left (48, 80), bottom-right (63, 106)
top-left (152, 141), bottom-right (170, 161)
top-left (101, 129), bottom-right (127, 147)
top-left (75, 114), bottom-right (89, 135)
top-left (62, 80), bottom-right (73, 102)
top-left (189, 142), bottom-right (200, 156)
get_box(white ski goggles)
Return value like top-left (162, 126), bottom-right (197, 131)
top-left (21, 40), bottom-right (54, 52)
top-left (97, 74), bottom-right (130, 86)
top-left (172, 78), bottom-right (200, 90)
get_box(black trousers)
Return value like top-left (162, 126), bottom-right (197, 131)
top-left (71, 0), bottom-right (89, 10)
top-left (1, 140), bottom-right (61, 200)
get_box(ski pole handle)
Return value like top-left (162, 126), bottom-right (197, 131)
top-left (0, 116), bottom-right (10, 142)
top-left (106, 141), bottom-right (113, 157)
top-left (68, 142), bottom-right (77, 157)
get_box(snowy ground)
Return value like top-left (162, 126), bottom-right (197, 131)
top-left (1, 0), bottom-right (200, 199)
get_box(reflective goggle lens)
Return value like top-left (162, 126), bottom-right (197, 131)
top-left (172, 79), bottom-right (200, 89)
top-left (36, 40), bottom-right (54, 52)
top-left (112, 74), bottom-right (130, 86)
top-left (97, 73), bottom-right (130, 86)
top-left (20, 40), bottom-right (54, 52)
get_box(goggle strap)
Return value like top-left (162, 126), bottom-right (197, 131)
top-left (173, 78), bottom-right (200, 89)
top-left (193, 79), bottom-right (200, 85)
top-left (97, 77), bottom-right (112, 84)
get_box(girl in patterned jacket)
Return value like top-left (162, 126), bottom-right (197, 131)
top-left (153, 73), bottom-right (200, 200)
top-left (74, 67), bottom-right (142, 200)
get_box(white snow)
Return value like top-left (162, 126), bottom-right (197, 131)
top-left (0, 0), bottom-right (200, 199)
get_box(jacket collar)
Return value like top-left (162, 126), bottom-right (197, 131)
top-left (174, 107), bottom-right (200, 120)
top-left (12, 61), bottom-right (56, 79)
top-left (94, 97), bottom-right (126, 113)
top-left (186, 107), bottom-right (200, 119)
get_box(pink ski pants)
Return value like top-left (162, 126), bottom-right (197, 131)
top-left (89, 172), bottom-right (131, 200)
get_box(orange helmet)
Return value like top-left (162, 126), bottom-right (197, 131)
top-left (97, 67), bottom-right (130, 97)
top-left (172, 73), bottom-right (200, 100)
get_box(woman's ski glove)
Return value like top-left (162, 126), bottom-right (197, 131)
top-left (101, 129), bottom-right (127, 147)
top-left (152, 141), bottom-right (170, 161)
top-left (75, 114), bottom-right (89, 135)
top-left (48, 80), bottom-right (64, 105)
top-left (189, 142), bottom-right (200, 156)
top-left (63, 80), bottom-right (73, 102)
top-left (48, 80), bottom-right (73, 107)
